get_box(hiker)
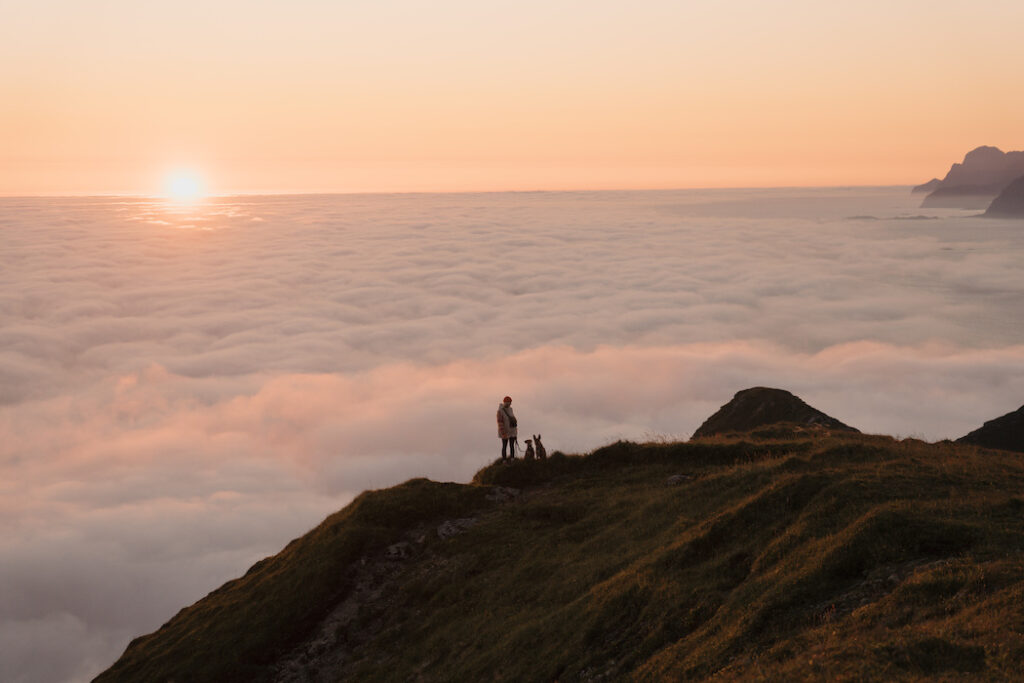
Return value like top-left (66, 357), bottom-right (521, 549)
top-left (497, 396), bottom-right (518, 461)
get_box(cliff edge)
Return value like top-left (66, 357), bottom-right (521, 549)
top-left (984, 176), bottom-right (1024, 218)
top-left (94, 390), bottom-right (1024, 682)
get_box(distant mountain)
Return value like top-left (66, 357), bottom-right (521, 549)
top-left (958, 404), bottom-right (1024, 452)
top-left (919, 146), bottom-right (1024, 208)
top-left (690, 387), bottom-right (858, 438)
top-left (939, 146), bottom-right (1020, 187)
top-left (922, 185), bottom-right (1002, 210)
top-left (984, 175), bottom-right (1024, 218)
top-left (911, 178), bottom-right (941, 193)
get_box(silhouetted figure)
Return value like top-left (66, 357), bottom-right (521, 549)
top-left (497, 396), bottom-right (518, 461)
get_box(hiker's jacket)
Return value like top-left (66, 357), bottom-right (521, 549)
top-left (497, 403), bottom-right (517, 439)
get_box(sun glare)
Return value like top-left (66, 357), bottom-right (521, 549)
top-left (163, 170), bottom-right (207, 202)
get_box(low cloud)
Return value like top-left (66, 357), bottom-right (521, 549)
top-left (2, 189), bottom-right (1022, 681)
top-left (4, 342), bottom-right (1024, 680)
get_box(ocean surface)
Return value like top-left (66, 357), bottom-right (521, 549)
top-left (3, 187), bottom-right (1023, 681)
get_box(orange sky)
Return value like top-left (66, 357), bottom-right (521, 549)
top-left (3, 1), bottom-right (1023, 195)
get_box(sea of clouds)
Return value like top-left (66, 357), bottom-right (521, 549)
top-left (2, 187), bottom-right (1023, 682)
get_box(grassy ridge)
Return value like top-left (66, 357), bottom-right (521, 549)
top-left (94, 479), bottom-right (491, 683)
top-left (97, 429), bottom-right (1024, 681)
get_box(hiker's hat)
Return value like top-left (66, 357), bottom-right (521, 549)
top-left (503, 396), bottom-right (512, 403)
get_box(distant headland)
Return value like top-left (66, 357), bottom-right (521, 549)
top-left (984, 175), bottom-right (1024, 218)
top-left (914, 146), bottom-right (1024, 213)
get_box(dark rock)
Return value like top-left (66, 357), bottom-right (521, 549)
top-left (911, 178), bottom-right (941, 194)
top-left (984, 175), bottom-right (1024, 218)
top-left (691, 387), bottom-right (859, 439)
top-left (920, 146), bottom-right (1024, 208)
top-left (437, 518), bottom-right (477, 539)
top-left (485, 486), bottom-right (521, 503)
top-left (921, 184), bottom-right (1003, 209)
top-left (385, 542), bottom-right (412, 560)
top-left (957, 404), bottom-right (1024, 453)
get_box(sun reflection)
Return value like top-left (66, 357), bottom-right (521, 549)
top-left (129, 192), bottom-right (255, 231)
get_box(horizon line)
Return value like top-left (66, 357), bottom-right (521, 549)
top-left (0, 183), bottom-right (913, 200)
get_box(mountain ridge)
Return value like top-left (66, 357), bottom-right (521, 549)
top-left (94, 391), bottom-right (1024, 682)
top-left (958, 403), bottom-right (1024, 451)
top-left (984, 176), bottom-right (1024, 218)
top-left (917, 146), bottom-right (1024, 208)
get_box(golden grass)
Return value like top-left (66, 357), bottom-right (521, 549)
top-left (97, 428), bottom-right (1024, 681)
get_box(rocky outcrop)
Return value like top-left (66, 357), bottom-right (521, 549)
top-left (984, 175), bottom-right (1024, 218)
top-left (911, 178), bottom-right (942, 194)
top-left (919, 146), bottom-right (1024, 208)
top-left (922, 185), bottom-right (1003, 210)
top-left (691, 387), bottom-right (858, 439)
top-left (957, 404), bottom-right (1024, 452)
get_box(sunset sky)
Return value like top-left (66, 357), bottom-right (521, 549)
top-left (3, 0), bottom-right (1024, 195)
top-left (6, 5), bottom-right (1024, 680)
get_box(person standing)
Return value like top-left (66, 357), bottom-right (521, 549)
top-left (496, 396), bottom-right (518, 461)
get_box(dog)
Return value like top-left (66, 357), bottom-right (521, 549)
top-left (533, 434), bottom-right (547, 460)
top-left (523, 439), bottom-right (535, 461)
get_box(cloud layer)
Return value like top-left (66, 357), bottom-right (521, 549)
top-left (2, 188), bottom-right (1022, 681)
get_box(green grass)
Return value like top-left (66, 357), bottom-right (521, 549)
top-left (96, 428), bottom-right (1024, 681)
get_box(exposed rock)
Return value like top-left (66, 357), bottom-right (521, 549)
top-left (273, 540), bottom-right (453, 682)
top-left (666, 474), bottom-right (692, 486)
top-left (385, 542), bottom-right (412, 561)
top-left (942, 146), bottom-right (1023, 186)
top-left (957, 404), bottom-right (1024, 453)
top-left (691, 387), bottom-right (858, 439)
top-left (984, 175), bottom-right (1024, 218)
top-left (921, 185), bottom-right (1001, 209)
top-left (911, 178), bottom-right (941, 194)
top-left (485, 486), bottom-right (521, 503)
top-left (920, 146), bottom-right (1024, 208)
top-left (437, 518), bottom-right (477, 539)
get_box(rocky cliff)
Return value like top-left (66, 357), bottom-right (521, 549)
top-left (911, 178), bottom-right (941, 194)
top-left (918, 146), bottom-right (1024, 208)
top-left (984, 176), bottom-right (1024, 218)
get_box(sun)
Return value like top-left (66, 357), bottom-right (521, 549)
top-left (163, 169), bottom-right (207, 202)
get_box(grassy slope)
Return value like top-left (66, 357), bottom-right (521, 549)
top-left (94, 480), bottom-right (492, 683)
top-left (97, 428), bottom-right (1024, 681)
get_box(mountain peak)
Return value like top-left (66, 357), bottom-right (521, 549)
top-left (919, 145), bottom-right (1024, 208)
top-left (962, 145), bottom-right (1005, 164)
top-left (691, 386), bottom-right (858, 438)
